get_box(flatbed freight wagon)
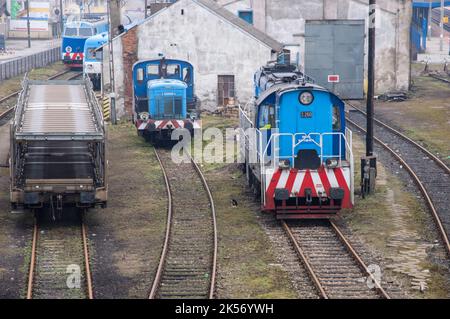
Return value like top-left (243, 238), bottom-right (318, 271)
top-left (10, 78), bottom-right (107, 211)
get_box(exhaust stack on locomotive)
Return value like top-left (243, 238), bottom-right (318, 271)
top-left (240, 61), bottom-right (354, 219)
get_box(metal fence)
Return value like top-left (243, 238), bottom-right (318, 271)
top-left (0, 46), bottom-right (61, 82)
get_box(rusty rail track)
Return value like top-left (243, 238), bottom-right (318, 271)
top-left (149, 148), bottom-right (217, 299)
top-left (346, 117), bottom-right (450, 257)
top-left (0, 70), bottom-right (82, 122)
top-left (346, 102), bottom-right (450, 174)
top-left (26, 212), bottom-right (93, 299)
top-left (282, 220), bottom-right (390, 299)
top-left (429, 73), bottom-right (450, 84)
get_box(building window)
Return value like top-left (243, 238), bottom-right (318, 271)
top-left (238, 10), bottom-right (253, 25)
top-left (217, 75), bottom-right (235, 106)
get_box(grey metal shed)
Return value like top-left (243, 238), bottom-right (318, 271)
top-left (305, 20), bottom-right (365, 99)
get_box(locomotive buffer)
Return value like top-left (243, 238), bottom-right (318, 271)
top-left (10, 78), bottom-right (107, 215)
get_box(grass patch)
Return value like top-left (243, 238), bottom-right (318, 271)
top-left (200, 115), bottom-right (297, 299)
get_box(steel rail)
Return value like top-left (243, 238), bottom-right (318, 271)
top-left (26, 215), bottom-right (94, 299)
top-left (347, 119), bottom-right (450, 256)
top-left (81, 213), bottom-right (94, 299)
top-left (190, 153), bottom-right (218, 299)
top-left (330, 221), bottom-right (390, 299)
top-left (149, 148), bottom-right (174, 299)
top-left (429, 73), bottom-right (450, 84)
top-left (281, 221), bottom-right (328, 299)
top-left (149, 148), bottom-right (218, 299)
top-left (26, 218), bottom-right (38, 299)
top-left (0, 70), bottom-right (82, 121)
top-left (346, 101), bottom-right (450, 175)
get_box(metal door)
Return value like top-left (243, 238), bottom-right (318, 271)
top-left (305, 20), bottom-right (365, 99)
top-left (217, 75), bottom-right (235, 106)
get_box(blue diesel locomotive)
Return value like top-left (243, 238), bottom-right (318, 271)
top-left (62, 18), bottom-right (108, 68)
top-left (132, 58), bottom-right (201, 142)
top-left (240, 62), bottom-right (354, 219)
top-left (83, 32), bottom-right (108, 90)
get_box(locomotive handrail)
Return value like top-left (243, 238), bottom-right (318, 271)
top-left (259, 131), bottom-right (353, 169)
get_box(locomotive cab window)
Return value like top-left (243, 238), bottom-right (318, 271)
top-left (95, 49), bottom-right (103, 61)
top-left (87, 48), bottom-right (96, 59)
top-left (147, 65), bottom-right (159, 76)
top-left (79, 28), bottom-right (93, 37)
top-left (259, 104), bottom-right (275, 129)
top-left (64, 27), bottom-right (77, 36)
top-left (136, 68), bottom-right (144, 83)
top-left (332, 105), bottom-right (341, 131)
top-left (167, 64), bottom-right (181, 77)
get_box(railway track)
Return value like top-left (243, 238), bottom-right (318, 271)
top-left (346, 103), bottom-right (450, 256)
top-left (429, 73), bottom-right (450, 84)
top-left (149, 148), bottom-right (217, 299)
top-left (282, 220), bottom-right (390, 299)
top-left (26, 210), bottom-right (93, 299)
top-left (0, 70), bottom-right (82, 122)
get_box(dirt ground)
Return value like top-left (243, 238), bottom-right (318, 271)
top-left (0, 170), bottom-right (34, 299)
top-left (85, 123), bottom-right (167, 298)
top-left (338, 134), bottom-right (450, 298)
top-left (200, 115), bottom-right (298, 298)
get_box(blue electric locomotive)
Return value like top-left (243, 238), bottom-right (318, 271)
top-left (132, 58), bottom-right (201, 142)
top-left (62, 18), bottom-right (108, 68)
top-left (240, 62), bottom-right (354, 219)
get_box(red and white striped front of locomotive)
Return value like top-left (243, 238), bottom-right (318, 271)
top-left (260, 87), bottom-right (354, 219)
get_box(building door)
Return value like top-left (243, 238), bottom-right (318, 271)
top-left (217, 75), bottom-right (235, 106)
top-left (305, 20), bottom-right (365, 99)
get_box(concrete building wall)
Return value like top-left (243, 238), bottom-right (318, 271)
top-left (220, 0), bottom-right (412, 93)
top-left (216, 0), bottom-right (266, 31)
top-left (105, 0), bottom-right (277, 119)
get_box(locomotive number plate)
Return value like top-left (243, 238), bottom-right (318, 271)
top-left (301, 111), bottom-right (313, 118)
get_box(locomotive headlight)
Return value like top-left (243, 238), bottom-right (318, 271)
top-left (299, 91), bottom-right (314, 105)
top-left (279, 159), bottom-right (291, 170)
top-left (326, 158), bottom-right (339, 168)
top-left (139, 112), bottom-right (150, 121)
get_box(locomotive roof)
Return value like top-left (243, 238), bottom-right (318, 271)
top-left (255, 82), bottom-right (333, 106)
top-left (85, 32), bottom-right (108, 47)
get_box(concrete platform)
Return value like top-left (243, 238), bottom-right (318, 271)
top-left (0, 38), bottom-right (60, 63)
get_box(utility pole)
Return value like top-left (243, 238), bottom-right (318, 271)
top-left (362, 0), bottom-right (377, 197)
top-left (26, 0), bottom-right (31, 48)
top-left (60, 0), bottom-right (64, 38)
top-left (428, 0), bottom-right (432, 40)
top-left (107, 0), bottom-right (117, 124)
top-left (145, 0), bottom-right (148, 18)
top-left (440, 0), bottom-right (445, 51)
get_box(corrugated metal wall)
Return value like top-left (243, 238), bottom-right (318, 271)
top-left (305, 20), bottom-right (365, 99)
